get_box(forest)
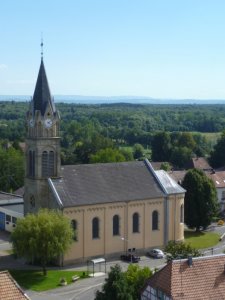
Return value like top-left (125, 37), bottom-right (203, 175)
top-left (0, 101), bottom-right (225, 192)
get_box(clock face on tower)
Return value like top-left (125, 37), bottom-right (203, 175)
top-left (44, 118), bottom-right (53, 128)
top-left (29, 118), bottom-right (35, 127)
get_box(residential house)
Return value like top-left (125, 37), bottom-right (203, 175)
top-left (141, 254), bottom-right (225, 300)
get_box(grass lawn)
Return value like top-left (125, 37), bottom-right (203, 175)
top-left (9, 270), bottom-right (88, 291)
top-left (184, 230), bottom-right (220, 249)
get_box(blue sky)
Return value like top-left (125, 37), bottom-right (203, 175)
top-left (1, 0), bottom-right (225, 99)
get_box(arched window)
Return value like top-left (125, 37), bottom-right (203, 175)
top-left (180, 204), bottom-right (184, 223)
top-left (133, 212), bottom-right (139, 233)
top-left (92, 217), bottom-right (99, 239)
top-left (71, 219), bottom-right (78, 241)
top-left (28, 150), bottom-right (35, 177)
top-left (113, 215), bottom-right (120, 236)
top-left (42, 150), bottom-right (55, 177)
top-left (152, 210), bottom-right (159, 230)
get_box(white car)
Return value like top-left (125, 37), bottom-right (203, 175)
top-left (147, 249), bottom-right (165, 258)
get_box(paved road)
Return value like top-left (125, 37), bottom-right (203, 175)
top-left (26, 257), bottom-right (166, 300)
top-left (2, 225), bottom-right (225, 300)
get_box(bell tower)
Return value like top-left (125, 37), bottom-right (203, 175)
top-left (24, 56), bottom-right (61, 214)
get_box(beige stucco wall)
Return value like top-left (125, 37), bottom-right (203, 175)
top-left (168, 195), bottom-right (184, 242)
top-left (63, 194), bottom-right (184, 264)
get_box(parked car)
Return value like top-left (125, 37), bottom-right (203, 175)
top-left (147, 249), bottom-right (165, 258)
top-left (120, 253), bottom-right (140, 263)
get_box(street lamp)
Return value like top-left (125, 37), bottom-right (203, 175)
top-left (121, 237), bottom-right (134, 263)
top-left (121, 237), bottom-right (128, 254)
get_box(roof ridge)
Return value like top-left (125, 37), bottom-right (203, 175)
top-left (172, 253), bottom-right (225, 264)
top-left (0, 191), bottom-right (23, 198)
top-left (144, 159), bottom-right (168, 195)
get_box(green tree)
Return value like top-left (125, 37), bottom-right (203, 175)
top-left (95, 264), bottom-right (132, 300)
top-left (209, 130), bottom-right (225, 168)
top-left (11, 209), bottom-right (73, 275)
top-left (165, 241), bottom-right (201, 260)
top-left (124, 264), bottom-right (152, 299)
top-left (133, 143), bottom-right (144, 159)
top-left (170, 146), bottom-right (192, 168)
top-left (178, 132), bottom-right (196, 150)
top-left (119, 148), bottom-right (134, 161)
top-left (160, 162), bottom-right (171, 171)
top-left (151, 132), bottom-right (171, 161)
top-left (0, 144), bottom-right (24, 192)
top-left (90, 148), bottom-right (126, 163)
top-left (182, 169), bottom-right (218, 231)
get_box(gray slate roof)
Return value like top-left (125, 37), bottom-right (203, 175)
top-left (50, 160), bottom-right (185, 208)
top-left (32, 59), bottom-right (55, 115)
top-left (155, 170), bottom-right (186, 194)
top-left (0, 192), bottom-right (23, 202)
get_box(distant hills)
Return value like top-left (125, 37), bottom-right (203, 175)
top-left (1, 95), bottom-right (225, 104)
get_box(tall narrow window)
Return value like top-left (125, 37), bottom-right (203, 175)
top-left (113, 215), bottom-right (120, 236)
top-left (42, 151), bottom-right (48, 177)
top-left (92, 217), bottom-right (99, 239)
top-left (42, 151), bottom-right (55, 177)
top-left (133, 212), bottom-right (139, 233)
top-left (152, 210), bottom-right (159, 230)
top-left (71, 219), bottom-right (78, 241)
top-left (49, 151), bottom-right (55, 176)
top-left (28, 150), bottom-right (35, 177)
top-left (180, 204), bottom-right (184, 223)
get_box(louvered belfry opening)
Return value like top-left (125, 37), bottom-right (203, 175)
top-left (42, 150), bottom-right (55, 177)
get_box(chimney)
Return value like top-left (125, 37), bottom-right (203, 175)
top-left (187, 256), bottom-right (193, 267)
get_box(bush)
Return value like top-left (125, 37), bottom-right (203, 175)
top-left (165, 241), bottom-right (201, 261)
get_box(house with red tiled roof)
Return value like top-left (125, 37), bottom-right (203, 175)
top-left (141, 254), bottom-right (225, 300)
top-left (0, 270), bottom-right (30, 299)
top-left (187, 157), bottom-right (212, 171)
top-left (206, 170), bottom-right (225, 213)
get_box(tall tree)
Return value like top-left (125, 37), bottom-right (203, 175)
top-left (0, 144), bottom-right (24, 192)
top-left (182, 169), bottom-right (218, 231)
top-left (133, 143), bottom-right (144, 159)
top-left (209, 130), bottom-right (225, 168)
top-left (170, 146), bottom-right (192, 168)
top-left (11, 209), bottom-right (73, 275)
top-left (151, 131), bottom-right (171, 161)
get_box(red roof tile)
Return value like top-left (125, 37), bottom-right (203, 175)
top-left (206, 171), bottom-right (225, 188)
top-left (0, 270), bottom-right (30, 300)
top-left (142, 254), bottom-right (225, 300)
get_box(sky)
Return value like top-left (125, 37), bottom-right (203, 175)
top-left (1, 0), bottom-right (225, 99)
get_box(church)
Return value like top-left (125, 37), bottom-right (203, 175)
top-left (23, 57), bottom-right (185, 264)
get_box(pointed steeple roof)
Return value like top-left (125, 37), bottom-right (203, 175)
top-left (32, 59), bottom-right (55, 115)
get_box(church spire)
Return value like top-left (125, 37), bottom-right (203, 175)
top-left (32, 58), bottom-right (56, 116)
